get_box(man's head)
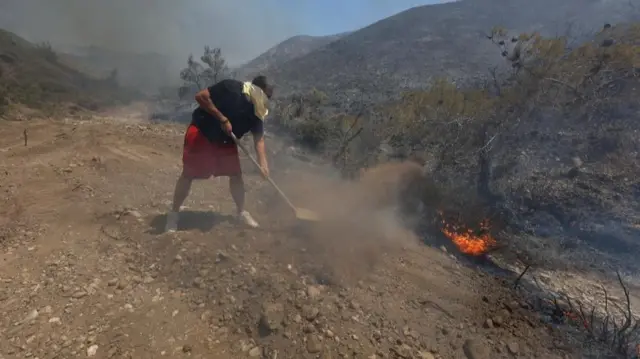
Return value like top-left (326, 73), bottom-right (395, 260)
top-left (252, 75), bottom-right (274, 99)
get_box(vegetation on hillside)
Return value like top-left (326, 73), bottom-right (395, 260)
top-left (270, 22), bottom-right (640, 356)
top-left (276, 21), bottom-right (640, 192)
top-left (0, 29), bottom-right (139, 117)
top-left (178, 46), bottom-right (230, 99)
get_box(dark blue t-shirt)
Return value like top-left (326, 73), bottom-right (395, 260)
top-left (190, 79), bottom-right (264, 144)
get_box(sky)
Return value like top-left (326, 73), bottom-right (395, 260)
top-left (0, 0), bottom-right (451, 66)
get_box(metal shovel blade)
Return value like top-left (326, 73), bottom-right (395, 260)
top-left (294, 207), bottom-right (321, 222)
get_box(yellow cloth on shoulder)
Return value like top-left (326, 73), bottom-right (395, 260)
top-left (242, 82), bottom-right (269, 121)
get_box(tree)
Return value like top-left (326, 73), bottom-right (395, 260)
top-left (200, 46), bottom-right (228, 85)
top-left (178, 46), bottom-right (229, 99)
top-left (179, 54), bottom-right (205, 96)
top-left (106, 68), bottom-right (118, 86)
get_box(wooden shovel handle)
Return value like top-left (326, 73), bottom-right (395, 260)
top-left (230, 133), bottom-right (298, 212)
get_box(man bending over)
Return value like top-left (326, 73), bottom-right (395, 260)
top-left (165, 76), bottom-right (273, 232)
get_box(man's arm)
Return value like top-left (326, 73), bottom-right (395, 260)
top-left (195, 87), bottom-right (227, 123)
top-left (252, 121), bottom-right (269, 176)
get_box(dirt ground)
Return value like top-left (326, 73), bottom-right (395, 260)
top-left (0, 114), bottom-right (628, 359)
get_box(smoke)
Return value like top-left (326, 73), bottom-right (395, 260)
top-left (0, 0), bottom-right (304, 68)
top-left (261, 161), bottom-right (433, 285)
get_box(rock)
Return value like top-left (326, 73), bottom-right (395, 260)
top-left (306, 334), bottom-right (322, 353)
top-left (418, 351), bottom-right (435, 359)
top-left (302, 305), bottom-right (320, 321)
top-left (492, 316), bottom-right (504, 327)
top-left (116, 280), bottom-right (126, 290)
top-left (215, 251), bottom-right (229, 262)
top-left (507, 342), bottom-right (519, 354)
top-left (258, 303), bottom-right (285, 335)
top-left (182, 344), bottom-right (192, 353)
top-left (303, 324), bottom-right (315, 333)
top-left (571, 156), bottom-right (583, 168)
top-left (372, 330), bottom-right (382, 341)
top-left (23, 309), bottom-right (39, 323)
top-left (200, 310), bottom-right (213, 322)
top-left (348, 300), bottom-right (361, 311)
top-left (127, 210), bottom-right (142, 218)
top-left (483, 319), bottom-right (493, 328)
top-left (72, 291), bottom-right (88, 299)
top-left (504, 301), bottom-right (519, 313)
top-left (307, 285), bottom-right (322, 299)
top-left (462, 339), bottom-right (491, 359)
top-left (249, 347), bottom-right (261, 357)
top-left (192, 277), bottom-right (204, 288)
top-left (391, 344), bottom-right (413, 358)
top-left (87, 345), bottom-right (98, 357)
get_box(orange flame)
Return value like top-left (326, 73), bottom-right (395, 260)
top-left (439, 213), bottom-right (496, 256)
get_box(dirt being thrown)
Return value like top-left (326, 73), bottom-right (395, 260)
top-left (270, 161), bottom-right (433, 284)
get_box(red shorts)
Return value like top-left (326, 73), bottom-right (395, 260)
top-left (182, 125), bottom-right (241, 179)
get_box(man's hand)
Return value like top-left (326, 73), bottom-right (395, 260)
top-left (220, 117), bottom-right (233, 136)
top-left (195, 88), bottom-right (232, 136)
top-left (258, 163), bottom-right (270, 179)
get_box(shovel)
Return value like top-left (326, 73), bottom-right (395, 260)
top-left (230, 133), bottom-right (320, 223)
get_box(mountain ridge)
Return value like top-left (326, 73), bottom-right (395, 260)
top-left (240, 0), bottom-right (639, 99)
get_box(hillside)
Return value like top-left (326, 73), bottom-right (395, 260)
top-left (253, 0), bottom-right (639, 98)
top-left (2, 5), bottom-right (640, 357)
top-left (1, 115), bottom-right (637, 358)
top-left (0, 29), bottom-right (139, 116)
top-left (236, 33), bottom-right (347, 78)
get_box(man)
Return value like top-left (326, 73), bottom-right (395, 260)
top-left (165, 75), bottom-right (273, 232)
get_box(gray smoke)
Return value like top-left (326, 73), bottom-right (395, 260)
top-left (0, 0), bottom-right (303, 67)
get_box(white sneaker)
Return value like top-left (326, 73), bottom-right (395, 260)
top-left (165, 211), bottom-right (179, 232)
top-left (238, 210), bottom-right (259, 228)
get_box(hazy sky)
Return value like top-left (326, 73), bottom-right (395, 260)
top-left (0, 0), bottom-right (450, 66)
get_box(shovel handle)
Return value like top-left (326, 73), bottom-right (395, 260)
top-left (230, 133), bottom-right (298, 213)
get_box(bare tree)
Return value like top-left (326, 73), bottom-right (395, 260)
top-left (178, 46), bottom-right (229, 99)
top-left (200, 46), bottom-right (229, 85)
top-left (179, 54), bottom-right (205, 98)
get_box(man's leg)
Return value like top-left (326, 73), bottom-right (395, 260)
top-left (165, 173), bottom-right (193, 232)
top-left (229, 174), bottom-right (245, 213)
top-left (213, 143), bottom-right (259, 228)
top-left (166, 125), bottom-right (207, 232)
top-left (229, 174), bottom-right (259, 228)
top-left (172, 173), bottom-right (193, 212)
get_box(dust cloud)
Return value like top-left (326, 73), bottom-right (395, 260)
top-left (0, 0), bottom-right (304, 68)
top-left (267, 161), bottom-right (439, 285)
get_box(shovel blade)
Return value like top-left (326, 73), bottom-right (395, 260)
top-left (294, 207), bottom-right (320, 222)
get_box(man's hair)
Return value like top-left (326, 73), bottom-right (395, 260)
top-left (252, 75), bottom-right (273, 98)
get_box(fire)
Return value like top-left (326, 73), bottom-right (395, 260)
top-left (439, 213), bottom-right (497, 256)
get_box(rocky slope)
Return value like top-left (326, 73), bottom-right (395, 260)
top-left (250, 0), bottom-right (638, 98)
top-left (0, 114), bottom-right (635, 358)
top-left (236, 33), bottom-right (347, 79)
top-left (0, 29), bottom-right (139, 116)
